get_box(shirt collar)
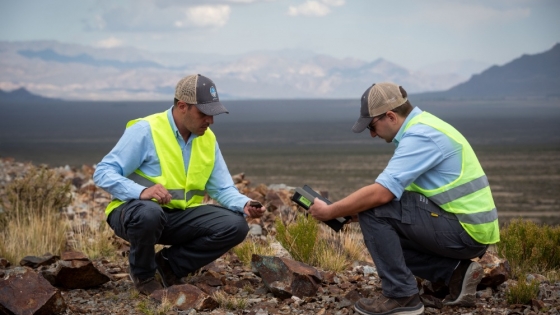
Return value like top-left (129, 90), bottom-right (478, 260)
top-left (393, 106), bottom-right (422, 146)
top-left (168, 105), bottom-right (198, 144)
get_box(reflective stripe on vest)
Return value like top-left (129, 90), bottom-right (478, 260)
top-left (403, 112), bottom-right (499, 244)
top-left (104, 110), bottom-right (216, 215)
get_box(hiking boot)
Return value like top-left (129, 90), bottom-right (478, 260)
top-left (354, 293), bottom-right (424, 315)
top-left (443, 260), bottom-right (483, 307)
top-left (155, 249), bottom-right (184, 287)
top-left (129, 274), bottom-right (163, 296)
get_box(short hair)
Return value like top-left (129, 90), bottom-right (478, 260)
top-left (174, 98), bottom-right (193, 109)
top-left (390, 86), bottom-right (413, 117)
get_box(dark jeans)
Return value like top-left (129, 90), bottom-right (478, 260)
top-left (358, 191), bottom-right (488, 299)
top-left (107, 200), bottom-right (249, 280)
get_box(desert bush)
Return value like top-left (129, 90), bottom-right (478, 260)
top-left (275, 213), bottom-right (319, 264)
top-left (1, 165), bottom-right (72, 220)
top-left (233, 235), bottom-right (277, 267)
top-left (497, 218), bottom-right (560, 278)
top-left (67, 220), bottom-right (118, 260)
top-left (136, 292), bottom-right (173, 315)
top-left (274, 213), bottom-right (371, 271)
top-left (313, 238), bottom-right (349, 272)
top-left (0, 165), bottom-right (72, 263)
top-left (212, 290), bottom-right (247, 310)
top-left (505, 278), bottom-right (540, 305)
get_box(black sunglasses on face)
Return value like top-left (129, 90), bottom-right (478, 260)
top-left (366, 113), bottom-right (387, 131)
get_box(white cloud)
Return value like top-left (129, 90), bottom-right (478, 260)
top-left (95, 36), bottom-right (123, 48)
top-left (178, 5), bottom-right (231, 28)
top-left (288, 1), bottom-right (331, 17)
top-left (321, 0), bottom-right (345, 7)
top-left (288, 0), bottom-right (345, 17)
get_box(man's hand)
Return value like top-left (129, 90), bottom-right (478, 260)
top-left (140, 184), bottom-right (172, 205)
top-left (244, 200), bottom-right (265, 218)
top-left (308, 198), bottom-right (333, 221)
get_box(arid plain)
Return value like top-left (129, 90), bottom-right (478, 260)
top-left (1, 98), bottom-right (559, 226)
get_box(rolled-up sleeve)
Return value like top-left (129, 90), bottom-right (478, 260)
top-left (375, 131), bottom-right (444, 200)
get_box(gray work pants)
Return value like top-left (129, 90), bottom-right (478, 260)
top-left (358, 191), bottom-right (488, 299)
top-left (107, 200), bottom-right (249, 280)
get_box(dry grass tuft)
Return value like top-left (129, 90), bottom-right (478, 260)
top-left (0, 165), bottom-right (71, 263)
top-left (212, 290), bottom-right (247, 310)
top-left (233, 235), bottom-right (277, 267)
top-left (67, 220), bottom-right (118, 260)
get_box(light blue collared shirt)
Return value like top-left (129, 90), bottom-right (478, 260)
top-left (93, 106), bottom-right (249, 213)
top-left (375, 107), bottom-right (462, 200)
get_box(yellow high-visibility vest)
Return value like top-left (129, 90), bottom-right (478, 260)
top-left (104, 110), bottom-right (216, 215)
top-left (404, 112), bottom-right (499, 244)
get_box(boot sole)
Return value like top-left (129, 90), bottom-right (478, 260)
top-left (354, 303), bottom-right (424, 315)
top-left (443, 261), bottom-right (483, 307)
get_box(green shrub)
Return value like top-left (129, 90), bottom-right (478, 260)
top-left (497, 219), bottom-right (560, 278)
top-left (506, 278), bottom-right (540, 305)
top-left (274, 213), bottom-right (318, 264)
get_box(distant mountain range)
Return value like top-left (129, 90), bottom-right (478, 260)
top-left (0, 87), bottom-right (60, 102)
top-left (417, 43), bottom-right (560, 99)
top-left (0, 41), bottom-right (558, 101)
top-left (0, 40), bottom-right (488, 101)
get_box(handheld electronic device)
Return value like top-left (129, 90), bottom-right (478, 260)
top-left (249, 200), bottom-right (263, 208)
top-left (291, 185), bottom-right (351, 232)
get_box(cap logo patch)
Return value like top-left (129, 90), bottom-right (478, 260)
top-left (210, 86), bottom-right (217, 98)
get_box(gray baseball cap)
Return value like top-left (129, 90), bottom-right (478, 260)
top-left (352, 82), bottom-right (407, 133)
top-left (175, 74), bottom-right (229, 116)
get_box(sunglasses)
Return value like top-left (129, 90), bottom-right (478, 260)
top-left (366, 113), bottom-right (387, 132)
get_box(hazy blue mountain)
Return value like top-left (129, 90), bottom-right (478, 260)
top-left (415, 43), bottom-right (560, 99)
top-left (0, 40), bottom-right (477, 101)
top-left (18, 49), bottom-right (164, 70)
top-left (0, 87), bottom-right (61, 103)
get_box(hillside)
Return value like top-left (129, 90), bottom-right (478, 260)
top-left (0, 87), bottom-right (61, 103)
top-left (414, 43), bottom-right (560, 99)
top-left (0, 40), bottom-right (476, 100)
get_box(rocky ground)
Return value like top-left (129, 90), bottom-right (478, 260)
top-left (1, 158), bottom-right (559, 315)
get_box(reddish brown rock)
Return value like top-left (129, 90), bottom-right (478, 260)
top-left (476, 251), bottom-right (510, 288)
top-left (51, 251), bottom-right (110, 289)
top-left (0, 267), bottom-right (67, 315)
top-left (150, 284), bottom-right (219, 311)
top-left (251, 255), bottom-right (322, 299)
top-left (19, 253), bottom-right (59, 268)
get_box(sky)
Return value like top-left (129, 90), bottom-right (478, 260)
top-left (1, 0), bottom-right (559, 70)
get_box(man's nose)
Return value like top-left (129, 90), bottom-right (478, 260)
top-left (207, 116), bottom-right (214, 124)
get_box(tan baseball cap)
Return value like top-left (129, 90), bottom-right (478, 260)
top-left (352, 82), bottom-right (407, 133)
top-left (175, 74), bottom-right (229, 116)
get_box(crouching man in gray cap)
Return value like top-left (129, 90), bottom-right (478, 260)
top-left (309, 82), bottom-right (499, 315)
top-left (94, 74), bottom-right (265, 295)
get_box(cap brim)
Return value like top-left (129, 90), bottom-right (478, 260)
top-left (352, 116), bottom-right (373, 133)
top-left (195, 101), bottom-right (229, 116)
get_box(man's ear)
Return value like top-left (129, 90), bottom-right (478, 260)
top-left (177, 101), bottom-right (188, 112)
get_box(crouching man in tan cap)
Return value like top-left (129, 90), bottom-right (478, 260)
top-left (309, 82), bottom-right (499, 315)
top-left (93, 74), bottom-right (265, 295)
